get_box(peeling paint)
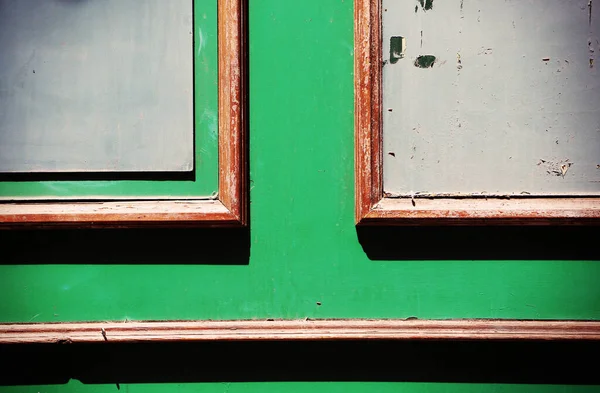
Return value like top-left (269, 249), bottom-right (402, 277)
top-left (589, 38), bottom-right (595, 68)
top-left (417, 0), bottom-right (434, 12)
top-left (414, 55), bottom-right (436, 68)
top-left (390, 36), bottom-right (406, 63)
top-left (538, 159), bottom-right (574, 178)
top-left (382, 0), bottom-right (600, 195)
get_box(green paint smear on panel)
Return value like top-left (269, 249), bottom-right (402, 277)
top-left (414, 55), bottom-right (437, 68)
top-left (1, 381), bottom-right (599, 393)
top-left (418, 0), bottom-right (434, 11)
top-left (0, 0), bottom-right (600, 325)
top-left (0, 0), bottom-right (218, 199)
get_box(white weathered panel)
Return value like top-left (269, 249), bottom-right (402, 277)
top-left (0, 0), bottom-right (193, 172)
top-left (383, 0), bottom-right (600, 196)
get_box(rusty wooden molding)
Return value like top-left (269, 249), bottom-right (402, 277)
top-left (0, 0), bottom-right (247, 229)
top-left (0, 200), bottom-right (240, 228)
top-left (217, 0), bottom-right (247, 226)
top-left (364, 197), bottom-right (600, 226)
top-left (354, 0), bottom-right (600, 226)
top-left (2, 319), bottom-right (600, 344)
top-left (355, 0), bottom-right (383, 224)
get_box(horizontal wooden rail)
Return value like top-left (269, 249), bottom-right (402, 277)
top-left (1, 319), bottom-right (600, 344)
top-left (0, 200), bottom-right (241, 228)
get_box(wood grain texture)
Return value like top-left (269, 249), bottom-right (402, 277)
top-left (0, 200), bottom-right (239, 228)
top-left (354, 0), bottom-right (382, 224)
top-left (2, 319), bottom-right (600, 344)
top-left (0, 0), bottom-right (247, 229)
top-left (354, 0), bottom-right (600, 226)
top-left (218, 0), bottom-right (247, 226)
top-left (364, 198), bottom-right (600, 226)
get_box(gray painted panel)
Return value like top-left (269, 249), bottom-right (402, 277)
top-left (0, 0), bottom-right (193, 172)
top-left (383, 0), bottom-right (600, 196)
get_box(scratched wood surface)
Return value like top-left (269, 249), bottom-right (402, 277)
top-left (355, 0), bottom-right (383, 223)
top-left (2, 319), bottom-right (600, 343)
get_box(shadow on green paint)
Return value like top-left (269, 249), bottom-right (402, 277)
top-left (1, 341), bottom-right (599, 385)
top-left (357, 226), bottom-right (599, 260)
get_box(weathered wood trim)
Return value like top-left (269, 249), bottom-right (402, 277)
top-left (0, 200), bottom-right (240, 228)
top-left (355, 0), bottom-right (382, 224)
top-left (354, 1), bottom-right (600, 225)
top-left (218, 0), bottom-right (247, 226)
top-left (0, 0), bottom-right (247, 229)
top-left (363, 198), bottom-right (600, 226)
top-left (2, 319), bottom-right (600, 344)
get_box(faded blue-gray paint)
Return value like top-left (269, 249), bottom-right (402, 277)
top-left (0, 0), bottom-right (194, 172)
top-left (383, 0), bottom-right (600, 196)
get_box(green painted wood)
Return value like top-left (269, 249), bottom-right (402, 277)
top-left (0, 0), bottom-right (218, 199)
top-left (1, 381), bottom-right (599, 393)
top-left (1, 0), bottom-right (599, 325)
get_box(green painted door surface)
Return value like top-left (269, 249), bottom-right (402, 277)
top-left (1, 0), bottom-right (598, 392)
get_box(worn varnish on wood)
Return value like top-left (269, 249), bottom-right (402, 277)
top-left (2, 319), bottom-right (600, 343)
